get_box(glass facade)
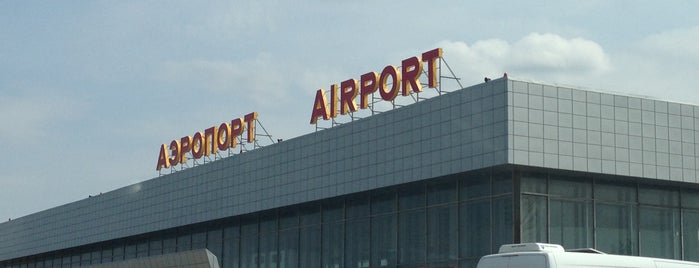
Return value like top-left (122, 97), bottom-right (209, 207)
top-left (1, 168), bottom-right (513, 268)
top-left (519, 170), bottom-right (699, 261)
top-left (4, 166), bottom-right (699, 268)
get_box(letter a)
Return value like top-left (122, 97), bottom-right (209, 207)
top-left (310, 89), bottom-right (331, 124)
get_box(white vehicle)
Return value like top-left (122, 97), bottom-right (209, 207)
top-left (476, 243), bottom-right (699, 268)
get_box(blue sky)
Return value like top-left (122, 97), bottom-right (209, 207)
top-left (1, 1), bottom-right (698, 220)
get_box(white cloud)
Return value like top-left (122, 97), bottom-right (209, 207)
top-left (436, 33), bottom-right (611, 85)
top-left (509, 33), bottom-right (610, 73)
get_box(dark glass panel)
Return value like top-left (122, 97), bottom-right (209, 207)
top-left (90, 250), bottom-right (101, 265)
top-left (177, 233), bottom-right (192, 252)
top-left (371, 189), bottom-right (396, 214)
top-left (279, 208), bottom-right (299, 230)
top-left (460, 171), bottom-right (491, 200)
top-left (207, 229), bottom-right (223, 263)
top-left (549, 199), bottom-right (593, 249)
top-left (259, 212), bottom-right (277, 234)
top-left (299, 226), bottom-right (321, 267)
top-left (549, 176), bottom-right (591, 198)
top-left (240, 234), bottom-right (258, 268)
top-left (682, 189), bottom-right (699, 209)
top-left (399, 184), bottom-right (425, 211)
top-left (224, 224), bottom-right (240, 240)
top-left (346, 194), bottom-right (370, 219)
top-left (223, 232), bottom-right (240, 268)
top-left (639, 206), bottom-right (680, 259)
top-left (521, 195), bottom-right (547, 243)
top-left (300, 203), bottom-right (321, 226)
top-left (521, 172), bottom-right (547, 194)
top-left (371, 214), bottom-right (397, 267)
top-left (322, 221), bottom-right (344, 268)
top-left (136, 240), bottom-right (149, 258)
top-left (595, 181), bottom-right (636, 203)
top-left (683, 209), bottom-right (699, 261)
top-left (149, 239), bottom-right (162, 256)
top-left (162, 236), bottom-right (177, 254)
top-left (595, 203), bottom-right (638, 255)
top-left (191, 231), bottom-right (207, 250)
top-left (427, 179), bottom-right (457, 206)
top-left (61, 256), bottom-right (70, 267)
top-left (124, 243), bottom-right (137, 260)
top-left (639, 186), bottom-right (679, 206)
top-left (101, 248), bottom-right (112, 263)
top-left (461, 199), bottom-right (491, 258)
top-left (259, 232), bottom-right (278, 268)
top-left (112, 243), bottom-right (125, 261)
top-left (398, 209), bottom-right (425, 265)
top-left (279, 229), bottom-right (299, 268)
top-left (492, 170), bottom-right (513, 195)
top-left (80, 252), bottom-right (90, 265)
top-left (345, 218), bottom-right (370, 268)
top-left (427, 204), bottom-right (457, 262)
top-left (241, 215), bottom-right (259, 236)
top-left (43, 258), bottom-right (53, 268)
top-left (322, 199), bottom-right (344, 223)
top-left (492, 195), bottom-right (513, 249)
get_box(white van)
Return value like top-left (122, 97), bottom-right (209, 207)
top-left (476, 243), bottom-right (699, 268)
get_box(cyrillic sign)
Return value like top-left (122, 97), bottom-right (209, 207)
top-left (156, 112), bottom-right (258, 171)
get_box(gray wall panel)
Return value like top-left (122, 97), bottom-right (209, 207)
top-left (507, 80), bottom-right (699, 183)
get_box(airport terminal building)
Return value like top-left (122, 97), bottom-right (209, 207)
top-left (2, 59), bottom-right (699, 267)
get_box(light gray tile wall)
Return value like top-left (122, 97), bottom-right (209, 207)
top-left (508, 80), bottom-right (699, 183)
top-left (0, 79), bottom-right (510, 261)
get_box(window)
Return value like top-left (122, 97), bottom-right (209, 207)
top-left (223, 225), bottom-right (240, 268)
top-left (162, 236), bottom-right (177, 254)
top-left (595, 203), bottom-right (638, 255)
top-left (136, 240), bottom-right (148, 258)
top-left (371, 189), bottom-right (396, 215)
top-left (322, 221), bottom-right (343, 268)
top-left (124, 243), bottom-right (137, 260)
top-left (398, 209), bottom-right (425, 265)
top-left (299, 225), bottom-right (320, 267)
top-left (639, 206), bottom-right (680, 259)
top-left (279, 229), bottom-right (299, 268)
top-left (149, 238), bottom-right (162, 256)
top-left (461, 199), bottom-right (491, 258)
top-left (371, 214), bottom-right (396, 267)
top-left (460, 172), bottom-right (491, 200)
top-left (241, 217), bottom-right (259, 268)
top-left (427, 179), bottom-right (457, 206)
top-left (521, 195), bottom-right (547, 243)
top-left (345, 218), bottom-right (370, 268)
top-left (177, 233), bottom-right (191, 252)
top-left (399, 184), bottom-right (425, 210)
top-left (683, 209), bottom-right (699, 261)
top-left (207, 229), bottom-right (223, 263)
top-left (427, 204), bottom-right (457, 262)
top-left (191, 231), bottom-right (207, 250)
top-left (550, 199), bottom-right (592, 248)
